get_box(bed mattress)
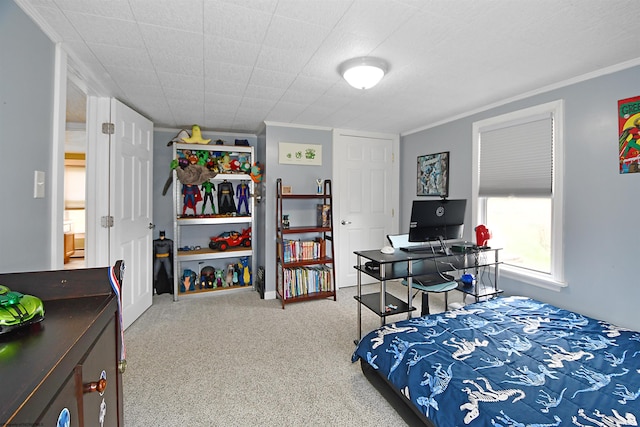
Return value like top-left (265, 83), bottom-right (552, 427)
top-left (352, 296), bottom-right (640, 426)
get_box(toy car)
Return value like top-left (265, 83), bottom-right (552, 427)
top-left (209, 227), bottom-right (251, 251)
top-left (0, 285), bottom-right (45, 334)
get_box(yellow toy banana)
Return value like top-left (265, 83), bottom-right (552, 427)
top-left (181, 124), bottom-right (211, 144)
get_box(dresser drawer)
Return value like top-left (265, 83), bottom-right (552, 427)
top-left (33, 318), bottom-right (119, 427)
top-left (80, 317), bottom-right (119, 427)
top-left (37, 371), bottom-right (81, 426)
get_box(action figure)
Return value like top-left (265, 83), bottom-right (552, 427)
top-left (201, 180), bottom-right (216, 215)
top-left (239, 256), bottom-right (251, 286)
top-left (214, 269), bottom-right (224, 288)
top-left (236, 181), bottom-right (250, 215)
top-left (225, 264), bottom-right (235, 287)
top-left (180, 269), bottom-right (197, 292)
top-left (153, 231), bottom-right (173, 293)
top-left (182, 184), bottom-right (201, 216)
top-left (217, 180), bottom-right (236, 214)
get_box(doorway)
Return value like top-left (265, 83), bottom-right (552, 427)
top-left (63, 79), bottom-right (87, 269)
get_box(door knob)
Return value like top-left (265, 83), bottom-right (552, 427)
top-left (148, 223), bottom-right (155, 229)
top-left (341, 220), bottom-right (352, 225)
top-left (83, 378), bottom-right (107, 394)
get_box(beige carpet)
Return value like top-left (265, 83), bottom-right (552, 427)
top-left (123, 281), bottom-right (462, 426)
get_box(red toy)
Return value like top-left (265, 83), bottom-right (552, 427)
top-left (475, 224), bottom-right (491, 247)
top-left (209, 227), bottom-right (251, 251)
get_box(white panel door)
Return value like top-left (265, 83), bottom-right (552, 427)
top-left (110, 99), bottom-right (153, 329)
top-left (333, 131), bottom-right (398, 288)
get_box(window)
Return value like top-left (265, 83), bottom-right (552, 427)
top-left (472, 100), bottom-right (566, 290)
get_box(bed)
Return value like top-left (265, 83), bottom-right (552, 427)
top-left (352, 296), bottom-right (640, 426)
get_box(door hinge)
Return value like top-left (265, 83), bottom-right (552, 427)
top-left (101, 216), bottom-right (114, 228)
top-left (102, 122), bottom-right (115, 135)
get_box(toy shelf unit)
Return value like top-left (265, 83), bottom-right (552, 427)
top-left (275, 178), bottom-right (337, 309)
top-left (172, 143), bottom-right (255, 301)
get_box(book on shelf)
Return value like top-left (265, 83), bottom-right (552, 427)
top-left (280, 239), bottom-right (325, 263)
top-left (280, 265), bottom-right (332, 298)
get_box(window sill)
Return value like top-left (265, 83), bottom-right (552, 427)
top-left (500, 265), bottom-right (567, 292)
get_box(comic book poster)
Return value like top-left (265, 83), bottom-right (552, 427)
top-left (618, 95), bottom-right (640, 174)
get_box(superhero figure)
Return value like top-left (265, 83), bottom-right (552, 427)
top-left (236, 181), bottom-right (250, 215)
top-left (182, 184), bottom-right (201, 216)
top-left (217, 180), bottom-right (236, 214)
top-left (153, 231), bottom-right (173, 289)
top-left (201, 180), bottom-right (216, 215)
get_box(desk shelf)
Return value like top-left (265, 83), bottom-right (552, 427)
top-left (456, 281), bottom-right (503, 299)
top-left (355, 292), bottom-right (417, 318)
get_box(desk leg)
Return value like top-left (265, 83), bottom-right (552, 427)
top-left (494, 250), bottom-right (499, 296)
top-left (379, 263), bottom-right (386, 327)
top-left (356, 254), bottom-right (362, 343)
top-left (421, 292), bottom-right (430, 316)
top-left (407, 261), bottom-right (413, 320)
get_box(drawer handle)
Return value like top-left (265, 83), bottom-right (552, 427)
top-left (83, 378), bottom-right (107, 394)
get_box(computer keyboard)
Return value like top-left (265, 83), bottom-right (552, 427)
top-left (400, 246), bottom-right (451, 255)
top-left (400, 246), bottom-right (437, 253)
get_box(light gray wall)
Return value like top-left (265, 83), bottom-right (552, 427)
top-left (262, 125), bottom-right (333, 298)
top-left (401, 66), bottom-right (640, 330)
top-left (151, 129), bottom-right (179, 240)
top-left (0, 1), bottom-right (55, 273)
top-left (255, 128), bottom-right (267, 274)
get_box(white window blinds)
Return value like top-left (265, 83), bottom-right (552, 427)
top-left (478, 115), bottom-right (553, 197)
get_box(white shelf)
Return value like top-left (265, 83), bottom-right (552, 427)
top-left (176, 216), bottom-right (252, 226)
top-left (172, 142), bottom-right (256, 301)
top-left (177, 247), bottom-right (252, 262)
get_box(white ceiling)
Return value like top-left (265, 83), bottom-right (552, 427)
top-left (18, 0), bottom-right (640, 135)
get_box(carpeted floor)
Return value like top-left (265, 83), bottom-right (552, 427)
top-left (123, 281), bottom-right (463, 426)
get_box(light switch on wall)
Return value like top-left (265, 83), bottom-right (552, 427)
top-left (34, 170), bottom-right (45, 198)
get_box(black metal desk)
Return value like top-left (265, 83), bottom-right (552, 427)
top-left (354, 247), bottom-right (501, 342)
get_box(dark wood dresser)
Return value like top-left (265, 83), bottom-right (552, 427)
top-left (0, 262), bottom-right (125, 426)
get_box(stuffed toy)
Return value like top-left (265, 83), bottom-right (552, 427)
top-left (175, 164), bottom-right (217, 185)
top-left (214, 269), bottom-right (224, 288)
top-left (250, 162), bottom-right (263, 183)
top-left (239, 257), bottom-right (251, 285)
top-left (166, 129), bottom-right (190, 146)
top-left (180, 269), bottom-right (197, 292)
top-left (180, 124), bottom-right (211, 144)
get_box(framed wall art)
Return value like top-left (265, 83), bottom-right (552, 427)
top-left (417, 151), bottom-right (449, 196)
top-left (278, 142), bottom-right (322, 165)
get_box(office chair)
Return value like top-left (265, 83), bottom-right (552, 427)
top-left (386, 234), bottom-right (458, 316)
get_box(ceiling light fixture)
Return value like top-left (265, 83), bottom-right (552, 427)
top-left (339, 57), bottom-right (388, 90)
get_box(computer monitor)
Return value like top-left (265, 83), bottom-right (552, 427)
top-left (408, 199), bottom-right (466, 243)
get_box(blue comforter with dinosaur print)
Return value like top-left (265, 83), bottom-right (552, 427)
top-left (352, 296), bottom-right (640, 426)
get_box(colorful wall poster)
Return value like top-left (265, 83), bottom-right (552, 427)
top-left (618, 95), bottom-right (640, 174)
